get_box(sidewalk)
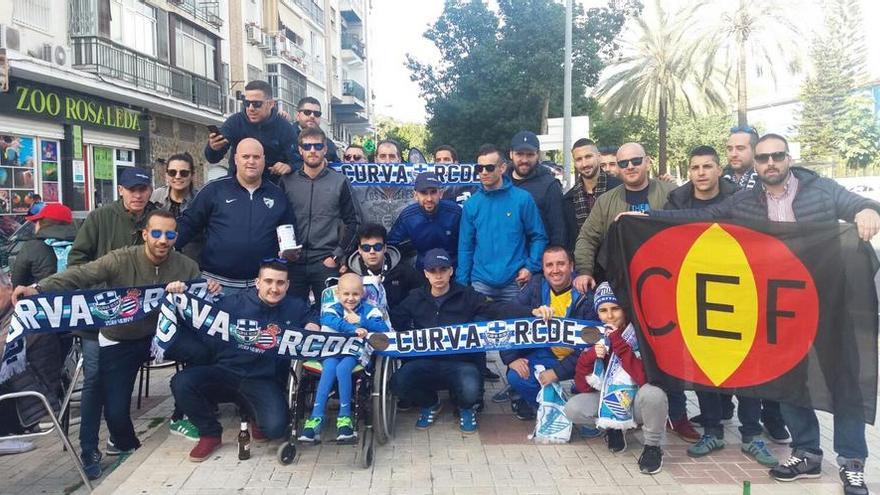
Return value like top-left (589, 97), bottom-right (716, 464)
top-left (2, 357), bottom-right (878, 495)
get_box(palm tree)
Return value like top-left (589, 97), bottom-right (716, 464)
top-left (699, 0), bottom-right (802, 126)
top-left (596, 0), bottom-right (729, 174)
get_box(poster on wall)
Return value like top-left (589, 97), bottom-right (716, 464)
top-left (41, 141), bottom-right (57, 162)
top-left (41, 162), bottom-right (58, 181)
top-left (0, 134), bottom-right (37, 215)
top-left (93, 147), bottom-right (113, 180)
top-left (10, 190), bottom-right (30, 214)
top-left (42, 182), bottom-right (58, 202)
top-left (73, 160), bottom-right (85, 183)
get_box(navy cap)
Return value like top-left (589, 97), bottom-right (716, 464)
top-left (118, 167), bottom-right (152, 189)
top-left (511, 130), bottom-right (540, 152)
top-left (414, 172), bottom-right (442, 192)
top-left (423, 248), bottom-right (453, 270)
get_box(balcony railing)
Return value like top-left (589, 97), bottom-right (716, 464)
top-left (169, 0), bottom-right (223, 28)
top-left (72, 36), bottom-right (222, 111)
top-left (267, 35), bottom-right (308, 74)
top-left (340, 0), bottom-right (365, 23)
top-left (342, 79), bottom-right (365, 102)
top-left (341, 34), bottom-right (365, 60)
top-left (290, 0), bottom-right (324, 26)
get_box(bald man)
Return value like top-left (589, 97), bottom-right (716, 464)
top-left (177, 138), bottom-right (298, 294)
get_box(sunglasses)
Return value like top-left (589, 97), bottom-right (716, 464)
top-left (298, 109), bottom-right (322, 117)
top-left (360, 242), bottom-right (384, 252)
top-left (730, 125), bottom-right (759, 135)
top-left (617, 156), bottom-right (645, 169)
top-left (244, 100), bottom-right (267, 109)
top-left (474, 164), bottom-right (497, 174)
top-left (754, 151), bottom-right (788, 164)
top-left (344, 154), bottom-right (364, 161)
top-left (261, 257), bottom-right (288, 265)
top-left (166, 169), bottom-right (191, 178)
top-left (300, 143), bottom-right (325, 151)
top-left (149, 229), bottom-right (177, 240)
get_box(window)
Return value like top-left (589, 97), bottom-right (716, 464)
top-left (110, 0), bottom-right (157, 57)
top-left (175, 21), bottom-right (217, 79)
top-left (12, 0), bottom-right (51, 32)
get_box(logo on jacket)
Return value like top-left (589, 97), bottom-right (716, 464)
top-left (91, 290), bottom-right (122, 319)
top-left (482, 321), bottom-right (512, 350)
top-left (118, 289), bottom-right (142, 318)
top-left (264, 197), bottom-right (275, 209)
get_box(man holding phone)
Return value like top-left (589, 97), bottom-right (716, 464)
top-left (204, 80), bottom-right (297, 183)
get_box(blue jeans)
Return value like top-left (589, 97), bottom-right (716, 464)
top-left (311, 356), bottom-right (358, 418)
top-left (696, 391), bottom-right (762, 441)
top-left (471, 279), bottom-right (521, 303)
top-left (171, 365), bottom-right (288, 439)
top-left (781, 402), bottom-right (867, 462)
top-left (98, 338), bottom-right (152, 451)
top-left (78, 337), bottom-right (102, 456)
top-left (391, 359), bottom-right (483, 409)
top-left (506, 348), bottom-right (560, 408)
top-left (162, 330), bottom-right (213, 421)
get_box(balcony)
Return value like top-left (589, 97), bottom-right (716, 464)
top-left (71, 36), bottom-right (222, 111)
top-left (267, 34), bottom-right (308, 76)
top-left (341, 34), bottom-right (365, 62)
top-left (168, 0), bottom-right (223, 28)
top-left (342, 79), bottom-right (365, 103)
top-left (340, 0), bottom-right (365, 23)
top-left (288, 0), bottom-right (324, 27)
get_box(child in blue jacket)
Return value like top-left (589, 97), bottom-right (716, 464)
top-left (299, 273), bottom-right (388, 442)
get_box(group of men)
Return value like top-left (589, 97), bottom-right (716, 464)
top-left (4, 77), bottom-right (879, 495)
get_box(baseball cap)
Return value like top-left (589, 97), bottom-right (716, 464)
top-left (118, 167), bottom-right (152, 189)
top-left (26, 203), bottom-right (72, 224)
top-left (423, 248), bottom-right (453, 270)
top-left (414, 172), bottom-right (442, 192)
top-left (511, 131), bottom-right (540, 152)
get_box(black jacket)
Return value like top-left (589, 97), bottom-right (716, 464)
top-left (562, 171), bottom-right (622, 252)
top-left (346, 245), bottom-right (422, 308)
top-left (664, 177), bottom-right (739, 210)
top-left (508, 165), bottom-right (567, 247)
top-left (390, 282), bottom-right (523, 366)
top-left (11, 223), bottom-right (77, 287)
top-left (651, 167), bottom-right (880, 223)
top-left (204, 109), bottom-right (298, 183)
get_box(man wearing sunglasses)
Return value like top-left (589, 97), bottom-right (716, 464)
top-left (290, 96), bottom-right (339, 167)
top-left (342, 144), bottom-right (368, 163)
top-left (724, 126), bottom-right (760, 190)
top-left (507, 131), bottom-right (567, 248)
top-left (280, 127), bottom-right (359, 302)
top-left (13, 210), bottom-right (220, 478)
top-left (204, 80), bottom-right (297, 183)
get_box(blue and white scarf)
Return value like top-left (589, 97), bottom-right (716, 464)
top-left (594, 323), bottom-right (641, 430)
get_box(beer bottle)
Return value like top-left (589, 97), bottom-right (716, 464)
top-left (238, 421), bottom-right (251, 460)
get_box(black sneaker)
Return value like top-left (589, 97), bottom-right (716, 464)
top-left (397, 399), bottom-right (414, 412)
top-left (763, 421), bottom-right (792, 444)
top-left (513, 399), bottom-right (536, 421)
top-left (606, 429), bottom-right (626, 453)
top-left (770, 450), bottom-right (822, 481)
top-left (482, 367), bottom-right (501, 382)
top-left (839, 460), bottom-right (868, 495)
top-left (638, 445), bottom-right (663, 474)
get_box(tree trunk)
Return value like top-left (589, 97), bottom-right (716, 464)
top-left (737, 37), bottom-right (748, 126)
top-left (540, 93), bottom-right (550, 135)
top-left (658, 94), bottom-right (668, 176)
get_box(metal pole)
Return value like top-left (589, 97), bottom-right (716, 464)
top-left (563, 0), bottom-right (573, 190)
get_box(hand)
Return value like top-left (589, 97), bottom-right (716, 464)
top-left (207, 132), bottom-right (229, 151)
top-left (12, 285), bottom-right (38, 304)
top-left (304, 322), bottom-right (320, 331)
top-left (206, 279), bottom-right (222, 295)
top-left (355, 328), bottom-right (367, 338)
top-left (268, 162), bottom-right (292, 176)
top-left (338, 264), bottom-right (348, 274)
top-left (615, 211), bottom-right (647, 222)
top-left (594, 340), bottom-right (607, 359)
top-left (165, 281), bottom-right (187, 294)
top-left (537, 369), bottom-right (558, 386)
top-left (515, 268), bottom-right (531, 286)
top-left (280, 248), bottom-right (300, 262)
top-left (509, 357), bottom-right (530, 379)
top-left (532, 305), bottom-right (554, 322)
top-left (322, 256), bottom-right (338, 268)
top-left (344, 310), bottom-right (361, 324)
top-left (573, 274), bottom-right (596, 293)
top-left (854, 208), bottom-right (880, 241)
top-left (658, 173), bottom-right (677, 183)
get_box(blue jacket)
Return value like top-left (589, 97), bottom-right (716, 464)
top-left (321, 301), bottom-right (389, 334)
top-left (204, 109), bottom-right (297, 181)
top-left (387, 199), bottom-right (461, 270)
top-left (499, 274), bottom-right (598, 381)
top-left (457, 177), bottom-right (547, 287)
top-left (208, 290), bottom-right (315, 380)
top-left (176, 176), bottom-right (296, 282)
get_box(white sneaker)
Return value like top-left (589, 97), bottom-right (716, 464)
top-left (0, 439), bottom-right (35, 455)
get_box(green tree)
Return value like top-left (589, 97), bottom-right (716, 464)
top-left (595, 0), bottom-right (729, 175)
top-left (835, 95), bottom-right (880, 170)
top-left (375, 117), bottom-right (431, 154)
top-left (666, 114), bottom-right (733, 177)
top-left (407, 0), bottom-right (638, 161)
top-left (590, 113), bottom-right (658, 158)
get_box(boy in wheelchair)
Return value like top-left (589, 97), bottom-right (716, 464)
top-left (299, 273), bottom-right (388, 443)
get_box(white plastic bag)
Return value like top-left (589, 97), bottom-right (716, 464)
top-left (528, 365), bottom-right (573, 444)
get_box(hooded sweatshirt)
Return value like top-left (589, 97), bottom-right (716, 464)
top-left (11, 222), bottom-right (77, 287)
top-left (204, 109), bottom-right (297, 182)
top-left (508, 164), bottom-right (567, 247)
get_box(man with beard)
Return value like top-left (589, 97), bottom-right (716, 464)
top-left (342, 144), bottom-right (368, 163)
top-left (598, 146), bottom-right (620, 177)
top-left (723, 126), bottom-right (759, 190)
top-left (563, 138), bottom-right (621, 252)
top-left (507, 131), bottom-right (567, 247)
top-left (290, 96), bottom-right (339, 166)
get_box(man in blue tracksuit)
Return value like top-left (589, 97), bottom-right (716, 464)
top-left (500, 246), bottom-right (598, 420)
top-left (171, 259), bottom-right (318, 462)
top-left (457, 144), bottom-right (547, 302)
top-left (388, 172), bottom-right (461, 271)
top-left (178, 138), bottom-right (296, 294)
top-left (204, 80), bottom-right (297, 183)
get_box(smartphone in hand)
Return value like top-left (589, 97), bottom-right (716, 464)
top-left (207, 124), bottom-right (221, 136)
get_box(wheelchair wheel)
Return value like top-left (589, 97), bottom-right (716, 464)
top-left (371, 355), bottom-right (399, 445)
top-left (277, 442), bottom-right (297, 465)
top-left (358, 426), bottom-right (374, 469)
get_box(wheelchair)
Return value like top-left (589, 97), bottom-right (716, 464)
top-left (277, 351), bottom-right (399, 468)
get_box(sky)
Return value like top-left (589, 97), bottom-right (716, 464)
top-left (370, 0), bottom-right (880, 125)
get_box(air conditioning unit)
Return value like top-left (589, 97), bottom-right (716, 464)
top-left (0, 25), bottom-right (20, 51)
top-left (53, 45), bottom-right (69, 67)
top-left (245, 23), bottom-right (260, 45)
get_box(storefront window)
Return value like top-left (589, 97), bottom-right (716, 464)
top-left (91, 145), bottom-right (136, 208)
top-left (0, 134), bottom-right (37, 214)
top-left (38, 139), bottom-right (60, 203)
